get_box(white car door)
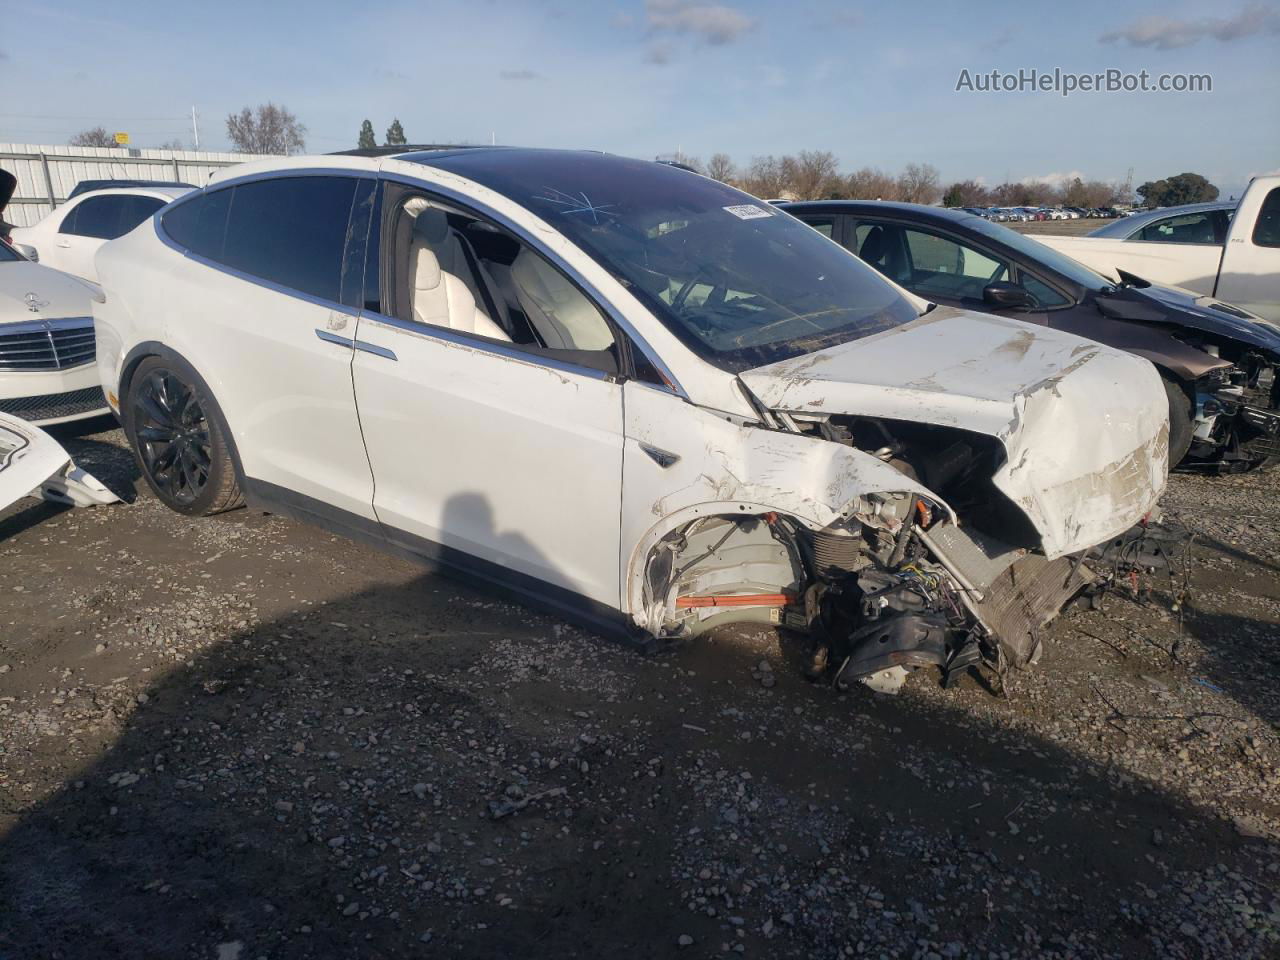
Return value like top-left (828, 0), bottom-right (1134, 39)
top-left (1216, 184), bottom-right (1280, 323)
top-left (157, 174), bottom-right (377, 519)
top-left (44, 195), bottom-right (111, 279)
top-left (350, 186), bottom-right (625, 611)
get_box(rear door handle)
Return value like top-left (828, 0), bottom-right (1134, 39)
top-left (56, 239), bottom-right (72, 248)
top-left (315, 329), bottom-right (353, 348)
top-left (354, 339), bottom-right (396, 361)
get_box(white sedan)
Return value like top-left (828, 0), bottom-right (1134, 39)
top-left (92, 149), bottom-right (1168, 690)
top-left (0, 239), bottom-right (111, 424)
top-left (10, 185), bottom-right (189, 283)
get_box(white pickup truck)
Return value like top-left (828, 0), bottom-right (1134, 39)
top-left (1036, 175), bottom-right (1280, 323)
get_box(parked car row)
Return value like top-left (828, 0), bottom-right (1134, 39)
top-left (964, 205), bottom-right (1120, 222)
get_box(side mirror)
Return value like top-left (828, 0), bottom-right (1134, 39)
top-left (11, 243), bottom-right (38, 262)
top-left (983, 281), bottom-right (1034, 310)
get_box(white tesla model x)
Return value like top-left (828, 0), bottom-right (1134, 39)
top-left (92, 147), bottom-right (1168, 689)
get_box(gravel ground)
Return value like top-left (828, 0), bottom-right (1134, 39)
top-left (1, 418), bottom-right (1277, 960)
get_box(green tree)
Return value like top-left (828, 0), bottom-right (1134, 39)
top-left (941, 180), bottom-right (989, 207)
top-left (385, 118), bottom-right (407, 146)
top-left (1136, 172), bottom-right (1219, 207)
top-left (358, 119), bottom-right (376, 150)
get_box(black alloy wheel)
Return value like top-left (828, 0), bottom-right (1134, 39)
top-left (132, 367), bottom-right (212, 506)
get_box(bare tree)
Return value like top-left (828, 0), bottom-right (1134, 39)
top-left (740, 156), bottom-right (789, 199)
top-left (1075, 179), bottom-right (1123, 207)
top-left (705, 153), bottom-right (735, 183)
top-left (842, 167), bottom-right (899, 200)
top-left (226, 103), bottom-right (307, 155)
top-left (897, 163), bottom-right (941, 205)
top-left (991, 180), bottom-right (1055, 206)
top-left (157, 139), bottom-right (185, 151)
top-left (69, 127), bottom-right (117, 148)
top-left (782, 150), bottom-right (840, 200)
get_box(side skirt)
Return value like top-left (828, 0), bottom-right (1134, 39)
top-left (240, 477), bottom-right (657, 653)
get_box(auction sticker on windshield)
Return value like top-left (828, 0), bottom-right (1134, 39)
top-left (723, 204), bottom-right (773, 220)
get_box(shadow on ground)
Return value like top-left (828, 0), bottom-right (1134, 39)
top-left (1, 567), bottom-right (1275, 959)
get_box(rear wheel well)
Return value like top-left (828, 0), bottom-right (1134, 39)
top-left (117, 344), bottom-right (248, 493)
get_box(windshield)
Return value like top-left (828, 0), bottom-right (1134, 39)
top-left (964, 215), bottom-right (1115, 291)
top-left (411, 150), bottom-right (919, 371)
top-left (0, 240), bottom-right (21, 263)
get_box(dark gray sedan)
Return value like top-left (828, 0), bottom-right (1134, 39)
top-left (782, 200), bottom-right (1280, 471)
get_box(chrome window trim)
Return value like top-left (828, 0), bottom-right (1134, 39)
top-left (359, 311), bottom-right (613, 383)
top-left (378, 172), bottom-right (688, 400)
top-left (152, 168), bottom-right (377, 318)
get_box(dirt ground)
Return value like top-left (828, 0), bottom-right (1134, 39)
top-left (1, 416), bottom-right (1278, 960)
top-left (1007, 218), bottom-right (1108, 237)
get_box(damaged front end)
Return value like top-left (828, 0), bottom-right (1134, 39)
top-left (643, 455), bottom-right (1098, 694)
top-left (636, 314), bottom-right (1169, 693)
top-left (1184, 355), bottom-right (1280, 472)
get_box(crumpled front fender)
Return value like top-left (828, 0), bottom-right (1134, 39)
top-left (994, 347), bottom-right (1168, 559)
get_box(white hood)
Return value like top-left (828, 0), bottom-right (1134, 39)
top-left (740, 308), bottom-right (1169, 558)
top-left (0, 260), bottom-right (98, 323)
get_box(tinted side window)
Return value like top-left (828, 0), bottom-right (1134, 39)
top-left (162, 188), bottom-right (233, 260)
top-left (221, 177), bottom-right (358, 303)
top-left (114, 196), bottom-right (165, 236)
top-left (1253, 188), bottom-right (1280, 248)
top-left (798, 216), bottom-right (835, 239)
top-left (61, 196), bottom-right (123, 239)
top-left (163, 178), bottom-right (359, 303)
top-left (900, 227), bottom-right (1008, 301)
top-left (1017, 274), bottom-right (1070, 309)
top-left (1137, 212), bottom-right (1216, 244)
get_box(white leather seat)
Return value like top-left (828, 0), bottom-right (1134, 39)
top-left (510, 249), bottom-right (614, 351)
top-left (413, 243), bottom-right (510, 341)
top-left (409, 205), bottom-right (492, 321)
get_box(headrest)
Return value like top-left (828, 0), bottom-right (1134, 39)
top-left (411, 205), bottom-right (450, 244)
top-left (859, 226), bottom-right (886, 262)
top-left (414, 244), bottom-right (442, 290)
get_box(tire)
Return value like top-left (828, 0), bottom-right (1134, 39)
top-left (1162, 376), bottom-right (1195, 468)
top-left (124, 355), bottom-right (244, 516)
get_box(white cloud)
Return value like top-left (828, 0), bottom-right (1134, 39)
top-left (1100, 4), bottom-right (1280, 50)
top-left (645, 0), bottom-right (756, 45)
top-left (1021, 170), bottom-right (1087, 188)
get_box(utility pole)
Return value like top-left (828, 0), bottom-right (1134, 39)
top-left (191, 106), bottom-right (200, 152)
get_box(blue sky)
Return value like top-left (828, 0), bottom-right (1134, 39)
top-left (2, 0), bottom-right (1277, 196)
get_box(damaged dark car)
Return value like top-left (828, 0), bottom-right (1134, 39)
top-left (783, 200), bottom-right (1280, 472)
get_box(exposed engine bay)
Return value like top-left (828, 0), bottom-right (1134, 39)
top-left (642, 415), bottom-right (1124, 694)
top-left (1183, 343), bottom-right (1280, 472)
